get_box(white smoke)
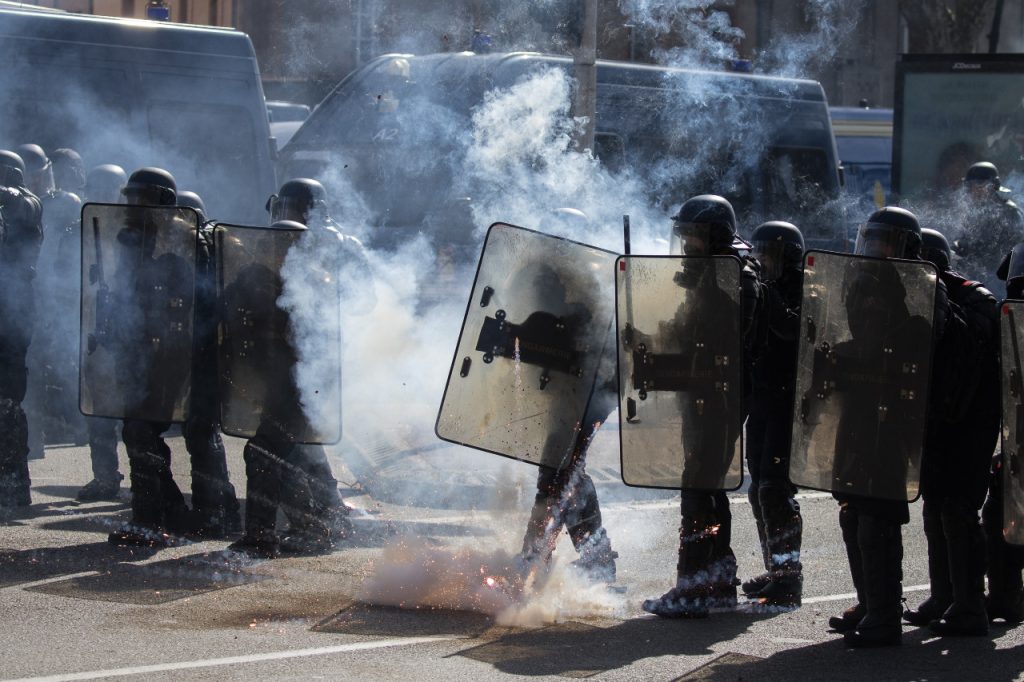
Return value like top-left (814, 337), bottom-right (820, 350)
top-left (358, 539), bottom-right (627, 626)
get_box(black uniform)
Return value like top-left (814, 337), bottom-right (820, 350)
top-left (0, 183), bottom-right (42, 507)
top-left (184, 222), bottom-right (240, 534)
top-left (828, 207), bottom-right (948, 648)
top-left (985, 246), bottom-right (1024, 625)
top-left (115, 217), bottom-right (197, 538)
top-left (745, 265), bottom-right (803, 602)
top-left (34, 188), bottom-right (88, 446)
top-left (673, 252), bottom-right (761, 600)
top-left (905, 262), bottom-right (998, 636)
top-left (228, 216), bottom-right (361, 557)
top-left (55, 213), bottom-right (121, 500)
top-left (518, 338), bottom-right (618, 583)
top-left (982, 453), bottom-right (1024, 623)
top-left (642, 195), bottom-right (765, 619)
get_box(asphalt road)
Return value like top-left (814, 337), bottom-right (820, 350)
top-left (1, 430), bottom-right (1022, 682)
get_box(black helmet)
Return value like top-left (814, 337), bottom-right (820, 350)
top-left (670, 194), bottom-right (739, 255)
top-left (266, 178), bottom-right (327, 226)
top-left (751, 220), bottom-right (804, 280)
top-left (122, 167), bottom-right (176, 206)
top-left (963, 161), bottom-right (1000, 186)
top-left (15, 143), bottom-right (54, 195)
top-left (85, 164), bottom-right (127, 203)
top-left (0, 150), bottom-right (26, 188)
top-left (177, 190), bottom-right (207, 217)
top-left (855, 206), bottom-right (921, 259)
top-left (920, 228), bottom-right (952, 272)
top-left (50, 148), bottom-right (85, 192)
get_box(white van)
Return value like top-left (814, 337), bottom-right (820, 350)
top-left (0, 5), bottom-right (276, 223)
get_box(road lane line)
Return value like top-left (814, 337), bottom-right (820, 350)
top-left (803, 584), bottom-right (929, 604)
top-left (3, 636), bottom-right (460, 682)
top-left (419, 492), bottom-right (836, 524)
top-left (1, 572), bottom-right (99, 592)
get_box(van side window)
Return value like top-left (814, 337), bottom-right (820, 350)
top-left (147, 103), bottom-right (257, 219)
top-left (756, 146), bottom-right (834, 229)
top-left (0, 64), bottom-right (130, 157)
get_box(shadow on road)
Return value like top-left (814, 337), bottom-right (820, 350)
top-left (454, 612), bottom-right (764, 677)
top-left (27, 550), bottom-right (268, 604)
top-left (0, 541), bottom-right (158, 588)
top-left (683, 627), bottom-right (1024, 681)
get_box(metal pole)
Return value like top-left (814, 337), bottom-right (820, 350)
top-left (571, 0), bottom-right (598, 153)
top-left (989, 0), bottom-right (1006, 53)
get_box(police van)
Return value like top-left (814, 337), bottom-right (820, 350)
top-left (279, 51), bottom-right (843, 252)
top-left (0, 4), bottom-right (276, 224)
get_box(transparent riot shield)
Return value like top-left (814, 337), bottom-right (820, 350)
top-left (79, 203), bottom-right (199, 422)
top-left (790, 251), bottom-right (937, 501)
top-left (615, 256), bottom-right (743, 490)
top-left (999, 299), bottom-right (1024, 545)
top-left (216, 224), bottom-right (342, 444)
top-left (435, 223), bottom-right (617, 468)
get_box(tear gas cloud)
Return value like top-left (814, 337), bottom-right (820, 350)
top-left (277, 0), bottom-right (872, 620)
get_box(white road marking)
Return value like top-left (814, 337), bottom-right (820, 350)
top-left (420, 492), bottom-right (836, 524)
top-left (3, 636), bottom-right (459, 682)
top-left (2, 572), bottom-right (99, 592)
top-left (802, 584), bottom-right (930, 605)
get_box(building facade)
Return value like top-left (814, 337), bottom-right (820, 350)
top-left (20, 0), bottom-right (1024, 107)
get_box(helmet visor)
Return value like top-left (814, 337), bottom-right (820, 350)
top-left (122, 184), bottom-right (172, 206)
top-left (29, 160), bottom-right (55, 195)
top-left (854, 223), bottom-right (910, 259)
top-left (672, 221), bottom-right (713, 256)
top-left (753, 240), bottom-right (785, 281)
top-left (269, 196), bottom-right (315, 225)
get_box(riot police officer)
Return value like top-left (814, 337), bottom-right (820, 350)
top-left (14, 144), bottom-right (55, 200)
top-left (643, 195), bottom-right (764, 618)
top-left (0, 150), bottom-right (43, 508)
top-left (175, 189), bottom-right (241, 536)
top-left (953, 162), bottom-right (1024, 299)
top-left (230, 179), bottom-right (365, 556)
top-left (75, 164), bottom-right (125, 502)
top-left (742, 221), bottom-right (805, 608)
top-left (904, 228), bottom-right (998, 636)
top-left (988, 244), bottom-right (1024, 625)
top-left (827, 207), bottom-right (947, 647)
top-left (108, 167), bottom-right (198, 544)
top-left (26, 148), bottom-right (87, 459)
top-left (85, 164), bottom-right (127, 205)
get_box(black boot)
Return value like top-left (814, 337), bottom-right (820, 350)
top-left (228, 436), bottom-right (283, 558)
top-left (755, 482), bottom-right (802, 609)
top-left (110, 429), bottom-right (175, 547)
top-left (0, 397), bottom-right (31, 508)
top-left (844, 516), bottom-right (903, 648)
top-left (643, 500), bottom-right (716, 619)
top-left (929, 503), bottom-right (989, 636)
top-left (830, 504), bottom-right (866, 632)
top-left (830, 604), bottom-right (867, 632)
top-left (742, 488), bottom-right (771, 597)
top-left (982, 488), bottom-right (1024, 624)
top-left (905, 501), bottom-right (952, 626)
top-left (570, 527), bottom-right (618, 584)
